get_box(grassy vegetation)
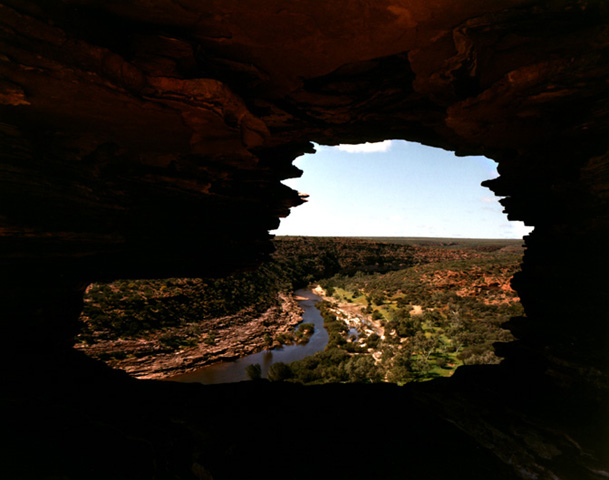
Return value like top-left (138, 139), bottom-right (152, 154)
top-left (357, 236), bottom-right (524, 250)
top-left (78, 236), bottom-right (524, 383)
top-left (78, 263), bottom-right (291, 344)
top-left (270, 250), bottom-right (523, 385)
top-left (78, 237), bottom-right (437, 342)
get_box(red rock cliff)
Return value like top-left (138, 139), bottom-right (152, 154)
top-left (1, 1), bottom-right (608, 478)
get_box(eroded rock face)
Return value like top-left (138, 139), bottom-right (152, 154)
top-left (2, 0), bottom-right (608, 384)
top-left (1, 1), bottom-right (609, 477)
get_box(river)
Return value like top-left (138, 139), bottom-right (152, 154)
top-left (170, 288), bottom-right (328, 384)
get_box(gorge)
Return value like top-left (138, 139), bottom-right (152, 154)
top-left (1, 1), bottom-right (608, 478)
top-left (170, 288), bottom-right (327, 384)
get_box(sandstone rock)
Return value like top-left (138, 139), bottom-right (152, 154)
top-left (1, 1), bottom-right (608, 478)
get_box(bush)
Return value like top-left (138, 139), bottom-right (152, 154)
top-left (396, 318), bottom-right (421, 338)
top-left (366, 333), bottom-right (381, 349)
top-left (371, 293), bottom-right (386, 306)
top-left (267, 362), bottom-right (292, 382)
top-left (343, 342), bottom-right (365, 353)
top-left (160, 333), bottom-right (196, 350)
top-left (387, 365), bottom-right (413, 385)
top-left (345, 355), bottom-right (381, 383)
top-left (288, 348), bottom-right (351, 384)
top-left (245, 363), bottom-right (262, 380)
top-left (275, 333), bottom-right (294, 345)
top-left (298, 323), bottom-right (315, 334)
top-left (435, 356), bottom-right (448, 369)
top-left (396, 296), bottom-right (410, 308)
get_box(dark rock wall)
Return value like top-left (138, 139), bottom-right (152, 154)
top-left (1, 1), bottom-right (609, 477)
top-left (2, 0), bottom-right (608, 383)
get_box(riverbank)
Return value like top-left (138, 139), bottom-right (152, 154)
top-left (75, 292), bottom-right (303, 379)
top-left (171, 288), bottom-right (329, 384)
top-left (314, 285), bottom-right (385, 356)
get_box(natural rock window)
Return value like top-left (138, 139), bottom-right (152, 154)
top-left (275, 140), bottom-right (533, 239)
top-left (76, 141), bottom-right (531, 385)
top-left (2, 1), bottom-right (608, 478)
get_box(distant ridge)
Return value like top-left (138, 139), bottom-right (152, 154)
top-left (276, 235), bottom-right (525, 247)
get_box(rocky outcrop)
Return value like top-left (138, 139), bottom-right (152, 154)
top-left (76, 293), bottom-right (303, 379)
top-left (1, 1), bottom-right (608, 478)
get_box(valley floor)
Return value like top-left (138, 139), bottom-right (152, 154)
top-left (75, 237), bottom-right (524, 383)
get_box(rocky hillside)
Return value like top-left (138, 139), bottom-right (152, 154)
top-left (77, 237), bottom-right (524, 379)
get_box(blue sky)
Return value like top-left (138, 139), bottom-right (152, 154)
top-left (272, 140), bottom-right (533, 239)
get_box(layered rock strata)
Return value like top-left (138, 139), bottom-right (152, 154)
top-left (1, 1), bottom-right (608, 478)
top-left (76, 292), bottom-right (303, 379)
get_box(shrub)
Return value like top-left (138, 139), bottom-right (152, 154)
top-left (435, 356), bottom-right (448, 369)
top-left (396, 296), bottom-right (410, 308)
top-left (160, 333), bottom-right (196, 350)
top-left (267, 362), bottom-right (292, 382)
top-left (366, 333), bottom-right (381, 349)
top-left (346, 355), bottom-right (381, 383)
top-left (343, 342), bottom-right (365, 353)
top-left (396, 317), bottom-right (421, 338)
top-left (245, 363), bottom-right (262, 380)
top-left (298, 323), bottom-right (315, 334)
top-left (371, 293), bottom-right (386, 306)
top-left (275, 333), bottom-right (293, 344)
top-left (387, 365), bottom-right (413, 385)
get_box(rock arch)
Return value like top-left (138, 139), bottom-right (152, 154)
top-left (1, 1), bottom-right (608, 477)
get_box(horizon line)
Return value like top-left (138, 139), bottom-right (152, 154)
top-left (273, 234), bottom-right (527, 241)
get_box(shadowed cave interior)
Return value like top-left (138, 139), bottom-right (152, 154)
top-left (1, 1), bottom-right (609, 478)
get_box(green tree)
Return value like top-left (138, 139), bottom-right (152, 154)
top-left (267, 362), bottom-right (292, 382)
top-left (396, 317), bottom-right (421, 338)
top-left (396, 296), bottom-right (410, 308)
top-left (245, 363), bottom-right (262, 380)
top-left (371, 293), bottom-right (386, 306)
top-left (346, 355), bottom-right (381, 383)
top-left (366, 333), bottom-right (381, 349)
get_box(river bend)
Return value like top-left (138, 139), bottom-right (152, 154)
top-left (171, 288), bottom-right (327, 384)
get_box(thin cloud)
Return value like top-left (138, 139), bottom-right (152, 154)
top-left (336, 140), bottom-right (393, 153)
